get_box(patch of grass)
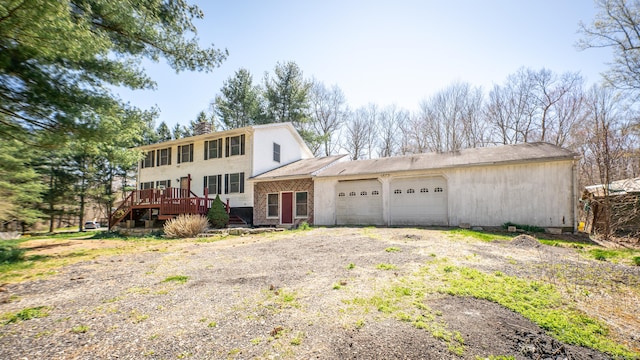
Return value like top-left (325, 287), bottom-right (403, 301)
top-left (633, 256), bottom-right (640, 266)
top-left (447, 229), bottom-right (510, 242)
top-left (290, 331), bottom-right (304, 345)
top-left (129, 309), bottom-right (149, 323)
top-left (3, 306), bottom-right (51, 324)
top-left (385, 247), bottom-right (401, 252)
top-left (207, 321), bottom-right (217, 328)
top-left (162, 275), bottom-right (189, 284)
top-left (587, 248), bottom-right (640, 265)
top-left (502, 222), bottom-right (545, 233)
top-left (346, 262), bottom-right (356, 270)
top-left (436, 265), bottom-right (634, 357)
top-left (71, 325), bottom-right (89, 333)
top-left (376, 263), bottom-right (397, 270)
top-left (0, 245), bottom-right (26, 263)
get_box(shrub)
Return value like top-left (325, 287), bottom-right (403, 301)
top-left (163, 214), bottom-right (208, 238)
top-left (502, 222), bottom-right (545, 233)
top-left (207, 195), bottom-right (229, 229)
top-left (633, 256), bottom-right (640, 266)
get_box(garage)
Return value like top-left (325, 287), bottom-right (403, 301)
top-left (336, 179), bottom-right (383, 225)
top-left (389, 176), bottom-right (448, 226)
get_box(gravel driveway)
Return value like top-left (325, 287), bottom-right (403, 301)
top-left (0, 227), bottom-right (637, 359)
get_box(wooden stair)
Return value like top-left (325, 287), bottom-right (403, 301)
top-left (228, 215), bottom-right (249, 228)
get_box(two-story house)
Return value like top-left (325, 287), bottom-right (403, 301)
top-left (111, 123), bottom-right (312, 228)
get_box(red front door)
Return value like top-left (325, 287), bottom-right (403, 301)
top-left (282, 192), bottom-right (293, 224)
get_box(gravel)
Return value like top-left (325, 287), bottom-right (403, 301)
top-left (0, 227), bottom-right (636, 359)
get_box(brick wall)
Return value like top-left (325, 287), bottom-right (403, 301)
top-left (254, 178), bottom-right (314, 226)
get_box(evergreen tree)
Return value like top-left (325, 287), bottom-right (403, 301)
top-left (263, 61), bottom-right (313, 143)
top-left (0, 0), bottom-right (227, 144)
top-left (207, 195), bottom-right (229, 229)
top-left (157, 121), bottom-right (172, 142)
top-left (214, 68), bottom-right (262, 129)
top-left (0, 139), bottom-right (46, 230)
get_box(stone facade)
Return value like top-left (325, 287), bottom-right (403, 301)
top-left (253, 178), bottom-right (314, 226)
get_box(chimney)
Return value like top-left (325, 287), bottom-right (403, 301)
top-left (194, 121), bottom-right (212, 135)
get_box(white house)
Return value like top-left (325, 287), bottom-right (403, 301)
top-left (134, 122), bottom-right (313, 224)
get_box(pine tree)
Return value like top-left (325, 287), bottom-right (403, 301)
top-left (207, 195), bottom-right (229, 229)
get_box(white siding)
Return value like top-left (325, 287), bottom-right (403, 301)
top-left (447, 160), bottom-right (575, 228)
top-left (252, 126), bottom-right (313, 177)
top-left (314, 160), bottom-right (576, 229)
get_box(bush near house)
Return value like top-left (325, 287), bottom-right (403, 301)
top-left (163, 214), bottom-right (208, 238)
top-left (207, 195), bottom-right (229, 229)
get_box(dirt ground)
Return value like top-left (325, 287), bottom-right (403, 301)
top-left (0, 227), bottom-right (638, 359)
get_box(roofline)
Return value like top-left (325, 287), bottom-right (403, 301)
top-left (316, 153), bottom-right (579, 178)
top-left (249, 154), bottom-right (349, 182)
top-left (134, 122), bottom-right (304, 151)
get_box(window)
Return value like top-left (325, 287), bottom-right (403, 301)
top-left (267, 193), bottom-right (279, 218)
top-left (225, 135), bottom-right (245, 156)
top-left (372, 190), bottom-right (379, 195)
top-left (224, 172), bottom-right (244, 194)
top-left (204, 175), bottom-right (222, 195)
top-left (349, 191), bottom-right (356, 196)
top-left (434, 187), bottom-right (444, 193)
top-left (155, 180), bottom-right (171, 189)
top-left (394, 189), bottom-right (402, 194)
top-left (420, 188), bottom-right (429, 193)
top-left (407, 188), bottom-right (415, 194)
top-left (142, 150), bottom-right (155, 168)
top-left (273, 142), bottom-right (281, 163)
top-left (156, 147), bottom-right (171, 166)
top-left (338, 192), bottom-right (346, 197)
top-left (296, 192), bottom-right (308, 217)
top-left (360, 191), bottom-right (367, 196)
top-left (177, 143), bottom-right (194, 163)
top-left (140, 182), bottom-right (154, 190)
top-left (204, 139), bottom-right (222, 160)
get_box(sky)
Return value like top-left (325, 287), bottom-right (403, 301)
top-left (116, 1), bottom-right (613, 129)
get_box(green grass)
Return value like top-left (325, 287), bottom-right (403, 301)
top-left (3, 306), bottom-right (51, 324)
top-left (162, 275), bottom-right (189, 284)
top-left (502, 222), bottom-right (545, 233)
top-left (435, 264), bottom-right (634, 357)
top-left (71, 325), bottom-right (89, 333)
top-left (447, 229), bottom-right (511, 242)
top-left (376, 263), bottom-right (397, 270)
top-left (385, 247), bottom-right (401, 252)
top-left (587, 248), bottom-right (640, 265)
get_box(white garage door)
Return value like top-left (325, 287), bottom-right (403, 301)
top-left (390, 177), bottom-right (448, 226)
top-left (336, 179), bottom-right (383, 225)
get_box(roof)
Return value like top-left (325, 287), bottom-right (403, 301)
top-left (251, 155), bottom-right (348, 181)
top-left (585, 177), bottom-right (640, 197)
top-left (135, 122), bottom-right (311, 156)
top-left (317, 142), bottom-right (578, 177)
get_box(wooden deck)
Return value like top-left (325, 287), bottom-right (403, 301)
top-left (109, 188), bottom-right (214, 229)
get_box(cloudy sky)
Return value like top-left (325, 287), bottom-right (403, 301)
top-left (116, 0), bottom-right (612, 129)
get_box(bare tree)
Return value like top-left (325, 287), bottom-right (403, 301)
top-left (342, 108), bottom-right (372, 160)
top-left (307, 80), bottom-right (348, 156)
top-left (376, 105), bottom-right (408, 157)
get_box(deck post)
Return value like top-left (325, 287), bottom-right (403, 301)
top-left (187, 173), bottom-right (191, 196)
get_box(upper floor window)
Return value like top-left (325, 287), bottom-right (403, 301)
top-left (204, 139), bottom-right (222, 160)
top-left (226, 135), bottom-right (245, 156)
top-left (225, 172), bottom-right (245, 194)
top-left (156, 147), bottom-right (171, 166)
top-left (142, 150), bottom-right (155, 168)
top-left (177, 144), bottom-right (194, 163)
top-left (273, 142), bottom-right (281, 163)
top-left (204, 175), bottom-right (222, 195)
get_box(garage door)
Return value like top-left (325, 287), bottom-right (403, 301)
top-left (390, 177), bottom-right (448, 226)
top-left (336, 179), bottom-right (383, 225)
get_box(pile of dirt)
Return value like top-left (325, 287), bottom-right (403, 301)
top-left (511, 234), bottom-right (542, 248)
